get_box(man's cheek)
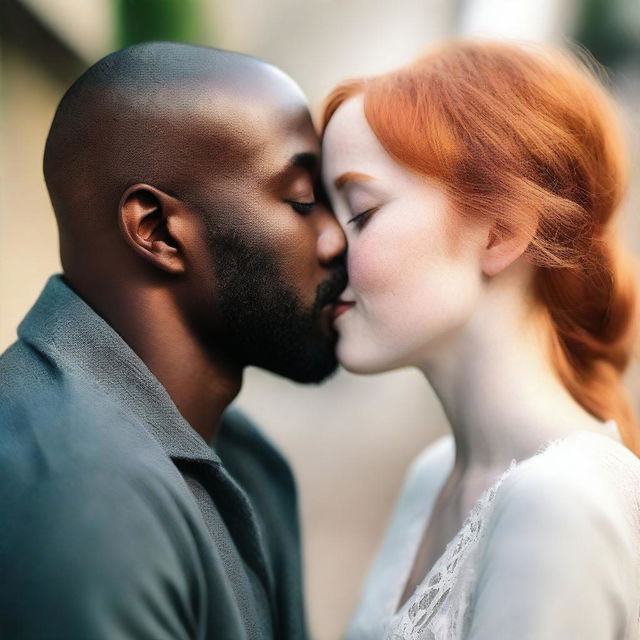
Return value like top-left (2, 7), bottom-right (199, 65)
top-left (265, 223), bottom-right (317, 274)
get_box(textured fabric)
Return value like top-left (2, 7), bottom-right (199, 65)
top-left (346, 426), bottom-right (640, 639)
top-left (0, 274), bottom-right (308, 640)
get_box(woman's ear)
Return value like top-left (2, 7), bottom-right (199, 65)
top-left (481, 219), bottom-right (535, 277)
top-left (118, 183), bottom-right (186, 275)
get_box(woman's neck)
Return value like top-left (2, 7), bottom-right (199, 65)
top-left (419, 267), bottom-right (606, 476)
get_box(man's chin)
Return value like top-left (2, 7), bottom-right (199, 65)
top-left (252, 338), bottom-right (340, 384)
top-left (285, 361), bottom-right (340, 384)
top-left (265, 354), bottom-right (340, 384)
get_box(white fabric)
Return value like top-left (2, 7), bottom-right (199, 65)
top-left (345, 422), bottom-right (640, 639)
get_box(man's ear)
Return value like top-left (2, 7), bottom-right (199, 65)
top-left (480, 218), bottom-right (535, 277)
top-left (118, 184), bottom-right (186, 275)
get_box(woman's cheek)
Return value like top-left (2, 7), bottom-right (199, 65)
top-left (347, 230), bottom-right (403, 296)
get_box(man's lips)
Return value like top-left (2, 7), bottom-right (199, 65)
top-left (331, 299), bottom-right (355, 320)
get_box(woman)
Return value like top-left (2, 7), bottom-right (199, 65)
top-left (321, 41), bottom-right (640, 639)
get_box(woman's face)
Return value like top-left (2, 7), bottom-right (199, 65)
top-left (322, 96), bottom-right (490, 373)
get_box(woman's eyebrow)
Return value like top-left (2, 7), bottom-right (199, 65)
top-left (334, 171), bottom-right (375, 190)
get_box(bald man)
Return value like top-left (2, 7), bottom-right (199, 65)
top-left (0, 42), bottom-right (347, 639)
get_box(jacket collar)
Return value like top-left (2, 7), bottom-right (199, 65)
top-left (18, 274), bottom-right (221, 465)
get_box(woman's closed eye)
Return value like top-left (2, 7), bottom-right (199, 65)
top-left (348, 207), bottom-right (378, 231)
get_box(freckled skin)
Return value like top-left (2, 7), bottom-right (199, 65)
top-left (322, 96), bottom-right (487, 374)
top-left (43, 42), bottom-right (347, 441)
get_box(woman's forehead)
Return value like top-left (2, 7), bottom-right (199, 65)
top-left (322, 98), bottom-right (420, 190)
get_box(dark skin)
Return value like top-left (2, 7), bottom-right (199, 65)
top-left (44, 43), bottom-right (347, 442)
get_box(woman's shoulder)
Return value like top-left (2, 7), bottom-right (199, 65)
top-left (377, 435), bottom-right (455, 552)
top-left (505, 430), bottom-right (640, 510)
top-left (407, 433), bottom-right (456, 485)
top-left (469, 433), bottom-right (640, 639)
top-left (488, 431), bottom-right (640, 561)
top-left (400, 434), bottom-right (455, 505)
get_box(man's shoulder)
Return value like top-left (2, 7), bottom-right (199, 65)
top-left (0, 371), bottom-right (214, 636)
top-left (0, 342), bottom-right (253, 639)
top-left (3, 375), bottom-right (144, 459)
top-left (0, 358), bottom-right (197, 519)
top-left (0, 416), bottom-right (210, 639)
top-left (0, 337), bottom-right (57, 402)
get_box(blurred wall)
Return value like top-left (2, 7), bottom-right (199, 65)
top-left (1, 40), bottom-right (62, 353)
top-left (1, 2), bottom-right (639, 639)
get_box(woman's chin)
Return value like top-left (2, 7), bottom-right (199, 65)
top-left (336, 340), bottom-right (398, 375)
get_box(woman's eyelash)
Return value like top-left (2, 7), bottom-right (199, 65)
top-left (286, 200), bottom-right (316, 214)
top-left (347, 207), bottom-right (378, 229)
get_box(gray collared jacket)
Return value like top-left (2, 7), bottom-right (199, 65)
top-left (0, 274), bottom-right (309, 640)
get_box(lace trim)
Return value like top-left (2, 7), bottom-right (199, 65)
top-left (384, 423), bottom-right (623, 640)
top-left (385, 457), bottom-right (518, 639)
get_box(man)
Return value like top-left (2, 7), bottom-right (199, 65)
top-left (0, 42), bottom-right (347, 639)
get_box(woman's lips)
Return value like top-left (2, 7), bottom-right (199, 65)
top-left (332, 300), bottom-right (355, 320)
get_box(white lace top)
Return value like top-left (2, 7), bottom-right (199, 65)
top-left (345, 423), bottom-right (640, 639)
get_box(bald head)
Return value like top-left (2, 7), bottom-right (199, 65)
top-left (41, 41), bottom-right (347, 385)
top-left (44, 42), bottom-right (309, 245)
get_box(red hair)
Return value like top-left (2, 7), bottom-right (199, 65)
top-left (323, 40), bottom-right (640, 455)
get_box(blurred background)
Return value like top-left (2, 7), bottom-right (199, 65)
top-left (1, 1), bottom-right (639, 638)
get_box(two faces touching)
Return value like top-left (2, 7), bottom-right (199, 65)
top-left (31, 38), bottom-right (640, 639)
top-left (79, 39), bottom-right (634, 457)
top-left (322, 94), bottom-right (504, 376)
top-left (322, 42), bottom-right (637, 459)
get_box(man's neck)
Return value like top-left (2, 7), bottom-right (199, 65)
top-left (68, 273), bottom-right (242, 444)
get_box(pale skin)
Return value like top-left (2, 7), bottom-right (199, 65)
top-left (322, 95), bottom-right (613, 610)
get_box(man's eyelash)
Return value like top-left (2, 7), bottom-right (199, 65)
top-left (286, 200), bottom-right (316, 214)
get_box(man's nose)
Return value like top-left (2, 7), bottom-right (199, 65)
top-left (314, 204), bottom-right (347, 265)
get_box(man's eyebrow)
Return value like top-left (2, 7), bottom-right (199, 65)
top-left (268, 152), bottom-right (319, 189)
top-left (335, 171), bottom-right (374, 190)
top-left (290, 152), bottom-right (319, 174)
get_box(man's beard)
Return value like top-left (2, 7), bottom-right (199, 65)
top-left (208, 228), bottom-right (348, 383)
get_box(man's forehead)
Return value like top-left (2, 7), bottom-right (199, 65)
top-left (187, 90), bottom-right (319, 174)
top-left (195, 80), bottom-right (314, 133)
